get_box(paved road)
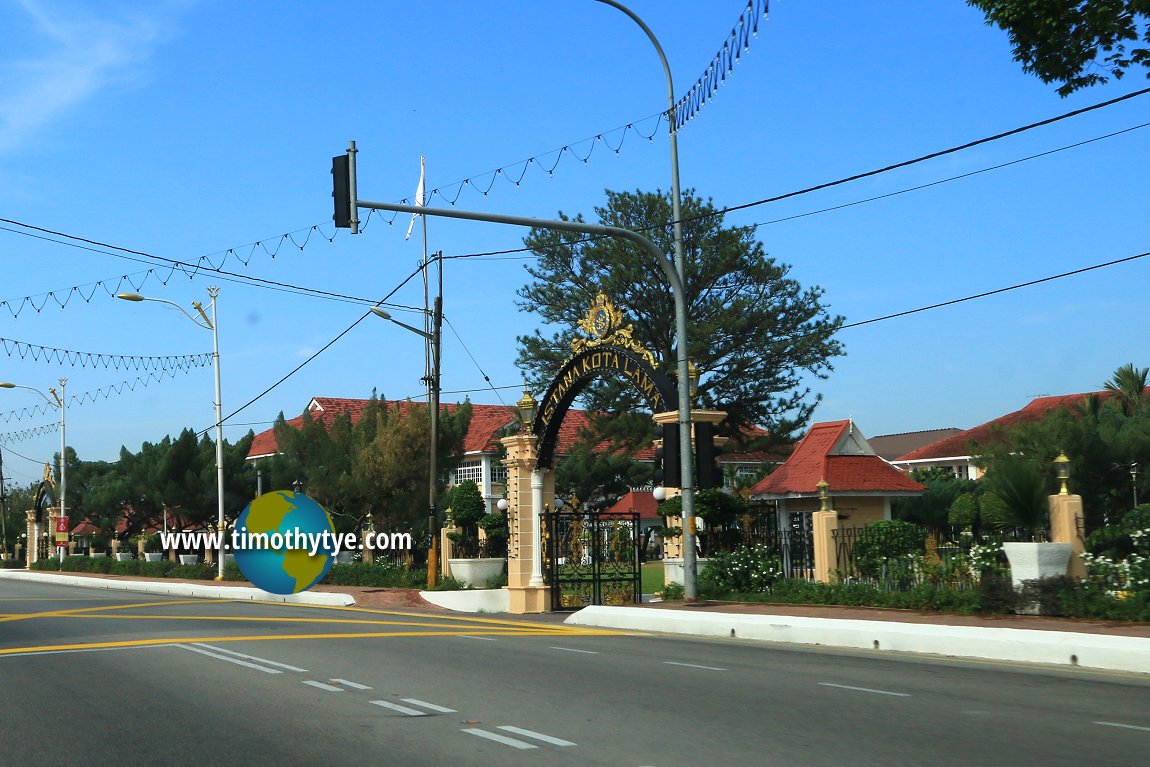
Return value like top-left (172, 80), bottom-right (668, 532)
top-left (3, 580), bottom-right (1149, 766)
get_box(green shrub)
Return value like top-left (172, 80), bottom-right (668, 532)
top-left (324, 561), bottom-right (425, 588)
top-left (111, 560), bottom-right (142, 576)
top-left (169, 563), bottom-right (214, 580)
top-left (659, 582), bottom-right (685, 600)
top-left (948, 493), bottom-right (979, 526)
top-left (978, 492), bottom-right (1014, 528)
top-left (427, 575), bottom-right (471, 591)
top-left (698, 545), bottom-right (783, 597)
top-left (139, 561), bottom-right (175, 578)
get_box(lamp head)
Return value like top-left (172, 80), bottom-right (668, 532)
top-left (516, 386), bottom-right (537, 429)
top-left (496, 498), bottom-right (509, 512)
top-left (652, 486), bottom-right (666, 502)
top-left (116, 293), bottom-right (145, 302)
top-left (370, 307), bottom-right (392, 321)
top-left (1054, 453), bottom-right (1071, 495)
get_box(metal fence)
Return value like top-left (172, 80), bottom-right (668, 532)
top-left (832, 523), bottom-right (1041, 590)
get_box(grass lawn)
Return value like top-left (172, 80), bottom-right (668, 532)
top-left (641, 560), bottom-right (664, 594)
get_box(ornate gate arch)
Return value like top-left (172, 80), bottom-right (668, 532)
top-left (502, 293), bottom-right (676, 612)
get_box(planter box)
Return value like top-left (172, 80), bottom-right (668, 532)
top-left (89, 552), bottom-right (106, 559)
top-left (115, 553), bottom-right (134, 561)
top-left (663, 557), bottom-right (710, 587)
top-left (1002, 542), bottom-right (1074, 589)
top-left (178, 554), bottom-right (199, 566)
top-left (144, 553), bottom-right (163, 562)
top-left (448, 557), bottom-right (504, 588)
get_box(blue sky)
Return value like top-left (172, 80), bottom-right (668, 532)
top-left (1, 0), bottom-right (1148, 484)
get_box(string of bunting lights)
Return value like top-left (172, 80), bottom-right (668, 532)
top-left (0, 421), bottom-right (59, 446)
top-left (0, 336), bottom-right (211, 372)
top-left (673, 0), bottom-right (770, 131)
top-left (0, 369), bottom-right (186, 425)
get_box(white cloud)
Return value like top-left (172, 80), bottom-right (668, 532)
top-left (0, 0), bottom-right (186, 154)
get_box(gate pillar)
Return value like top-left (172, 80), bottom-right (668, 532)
top-left (26, 510), bottom-right (37, 569)
top-left (501, 431), bottom-right (553, 613)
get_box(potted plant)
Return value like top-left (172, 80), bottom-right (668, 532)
top-left (143, 533), bottom-right (164, 562)
top-left (445, 481), bottom-right (504, 588)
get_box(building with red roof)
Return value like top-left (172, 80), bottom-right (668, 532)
top-left (749, 420), bottom-right (924, 526)
top-left (248, 396), bottom-right (782, 515)
top-left (890, 391), bottom-right (1120, 480)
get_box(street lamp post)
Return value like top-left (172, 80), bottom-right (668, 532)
top-left (117, 288), bottom-right (226, 580)
top-left (371, 298), bottom-right (443, 588)
top-left (592, 0), bottom-right (698, 599)
top-left (1, 379), bottom-right (66, 562)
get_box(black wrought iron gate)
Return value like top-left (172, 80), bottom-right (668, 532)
top-left (545, 509), bottom-right (641, 611)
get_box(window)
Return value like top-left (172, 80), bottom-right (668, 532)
top-left (452, 460), bottom-right (483, 486)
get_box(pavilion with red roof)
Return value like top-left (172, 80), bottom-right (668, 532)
top-left (749, 420), bottom-right (924, 526)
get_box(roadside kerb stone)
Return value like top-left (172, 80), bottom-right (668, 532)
top-left (565, 605), bottom-right (1150, 675)
top-left (0, 569), bottom-right (355, 606)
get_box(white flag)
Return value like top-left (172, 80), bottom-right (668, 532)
top-left (405, 156), bottom-right (425, 240)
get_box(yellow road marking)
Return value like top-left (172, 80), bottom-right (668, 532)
top-left (23, 613), bottom-right (577, 631)
top-left (0, 628), bottom-right (638, 656)
top-left (0, 599), bottom-right (234, 624)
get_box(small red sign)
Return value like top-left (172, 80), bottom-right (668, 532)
top-left (55, 515), bottom-right (70, 546)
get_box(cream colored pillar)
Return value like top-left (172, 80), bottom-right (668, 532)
top-left (501, 431), bottom-right (552, 613)
top-left (25, 510), bottom-right (37, 568)
top-left (812, 510), bottom-right (840, 584)
top-left (1049, 493), bottom-right (1087, 579)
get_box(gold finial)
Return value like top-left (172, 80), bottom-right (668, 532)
top-left (816, 479), bottom-right (830, 512)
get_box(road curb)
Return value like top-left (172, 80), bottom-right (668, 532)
top-left (0, 570), bottom-right (355, 606)
top-left (565, 605), bottom-right (1150, 674)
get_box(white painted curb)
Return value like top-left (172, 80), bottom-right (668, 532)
top-left (566, 606), bottom-right (1150, 675)
top-left (0, 570), bottom-right (355, 606)
top-left (419, 588), bottom-right (510, 613)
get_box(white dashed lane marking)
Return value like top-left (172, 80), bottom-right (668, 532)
top-left (302, 681), bottom-right (345, 692)
top-left (188, 643), bottom-right (307, 672)
top-left (818, 682), bottom-right (910, 697)
top-left (1095, 721), bottom-right (1150, 733)
top-left (664, 661), bottom-right (726, 671)
top-left (496, 725), bottom-right (576, 747)
top-left (371, 700), bottom-right (430, 717)
top-left (400, 698), bottom-right (456, 713)
top-left (550, 646), bottom-right (599, 654)
top-left (330, 679), bottom-right (372, 690)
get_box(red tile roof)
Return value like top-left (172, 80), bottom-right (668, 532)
top-left (605, 489), bottom-right (663, 520)
top-left (895, 391), bottom-right (1118, 462)
top-left (248, 397), bottom-right (540, 460)
top-left (749, 420), bottom-right (924, 497)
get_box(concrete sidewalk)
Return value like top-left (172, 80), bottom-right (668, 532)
top-left (565, 602), bottom-right (1150, 675)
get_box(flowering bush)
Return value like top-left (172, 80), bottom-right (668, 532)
top-left (1082, 522), bottom-right (1150, 593)
top-left (698, 545), bottom-right (783, 595)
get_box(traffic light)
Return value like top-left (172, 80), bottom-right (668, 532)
top-left (331, 154), bottom-right (352, 228)
top-left (694, 421), bottom-right (724, 490)
top-left (653, 423), bottom-right (681, 489)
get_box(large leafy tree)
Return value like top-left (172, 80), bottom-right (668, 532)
top-left (974, 363), bottom-right (1150, 528)
top-left (969, 1), bottom-right (1150, 95)
top-left (68, 429), bottom-right (255, 538)
top-left (516, 188), bottom-right (844, 442)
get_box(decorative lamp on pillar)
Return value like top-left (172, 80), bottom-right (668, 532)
top-left (516, 386), bottom-right (537, 431)
top-left (496, 498), bottom-right (509, 513)
top-left (652, 486), bottom-right (667, 503)
top-left (687, 361), bottom-right (700, 401)
top-left (1054, 453), bottom-right (1071, 495)
top-left (817, 479), bottom-right (830, 512)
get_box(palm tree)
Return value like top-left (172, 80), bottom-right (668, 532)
top-left (1103, 363), bottom-right (1148, 417)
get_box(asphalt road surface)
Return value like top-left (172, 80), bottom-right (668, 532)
top-left (3, 579), bottom-right (1149, 766)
